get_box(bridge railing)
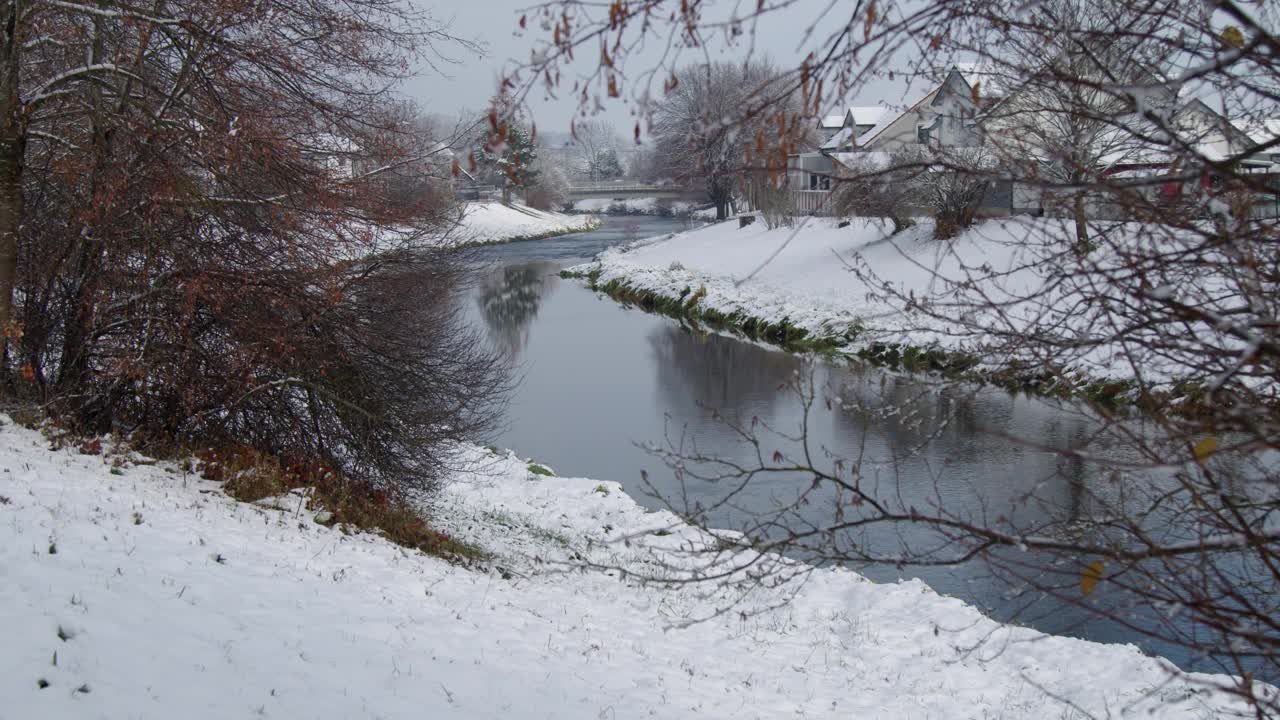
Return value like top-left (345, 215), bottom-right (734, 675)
top-left (566, 182), bottom-right (689, 194)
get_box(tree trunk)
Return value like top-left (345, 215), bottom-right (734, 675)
top-left (59, 10), bottom-right (109, 394)
top-left (710, 184), bottom-right (729, 220)
top-left (0, 4), bottom-right (23, 377)
top-left (1073, 193), bottom-right (1091, 254)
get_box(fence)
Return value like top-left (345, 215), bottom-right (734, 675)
top-left (1253, 195), bottom-right (1280, 220)
top-left (457, 183), bottom-right (501, 201)
top-left (789, 190), bottom-right (837, 216)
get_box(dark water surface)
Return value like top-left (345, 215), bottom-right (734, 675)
top-left (462, 215), bottom-right (1251, 678)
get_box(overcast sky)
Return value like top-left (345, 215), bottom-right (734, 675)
top-left (402, 1), bottom-right (919, 143)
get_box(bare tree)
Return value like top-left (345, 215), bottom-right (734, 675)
top-left (11, 0), bottom-right (505, 493)
top-left (525, 154), bottom-right (570, 210)
top-left (651, 61), bottom-right (802, 220)
top-left (570, 119), bottom-right (622, 181)
top-left (981, 0), bottom-right (1173, 251)
top-left (913, 146), bottom-right (998, 239)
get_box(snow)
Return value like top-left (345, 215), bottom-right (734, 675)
top-left (819, 113), bottom-right (845, 129)
top-left (0, 418), bottom-right (1269, 718)
top-left (568, 215), bottom-right (1275, 388)
top-left (569, 197), bottom-right (704, 216)
top-left (446, 200), bottom-right (600, 246)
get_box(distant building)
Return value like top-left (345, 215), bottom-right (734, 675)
top-left (788, 66), bottom-right (983, 199)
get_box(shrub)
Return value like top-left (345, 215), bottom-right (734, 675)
top-left (205, 443), bottom-right (487, 563)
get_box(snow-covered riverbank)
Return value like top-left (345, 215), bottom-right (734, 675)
top-left (567, 215), bottom-right (1266, 400)
top-left (450, 200), bottom-right (600, 245)
top-left (0, 418), bottom-right (1264, 718)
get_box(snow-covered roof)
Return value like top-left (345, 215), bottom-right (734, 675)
top-left (820, 106), bottom-right (898, 151)
top-left (819, 114), bottom-right (845, 129)
top-left (1241, 118), bottom-right (1280, 147)
top-left (828, 151), bottom-right (896, 171)
top-left (846, 106), bottom-right (893, 125)
top-left (852, 108), bottom-right (899, 145)
top-left (951, 62), bottom-right (1011, 102)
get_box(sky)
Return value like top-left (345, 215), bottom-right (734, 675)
top-left (403, 0), bottom-right (917, 145)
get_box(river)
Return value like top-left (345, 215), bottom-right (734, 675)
top-left (462, 214), bottom-right (1251, 679)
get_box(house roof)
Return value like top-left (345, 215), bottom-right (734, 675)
top-left (827, 151), bottom-right (895, 171)
top-left (835, 66), bottom-right (983, 151)
top-left (846, 85), bottom-right (943, 150)
top-left (1240, 118), bottom-right (1280, 147)
top-left (952, 61), bottom-right (1011, 102)
top-left (819, 114), bottom-right (846, 129)
top-left (820, 106), bottom-right (899, 151)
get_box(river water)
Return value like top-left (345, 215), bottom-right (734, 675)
top-left (462, 215), bottom-right (1247, 678)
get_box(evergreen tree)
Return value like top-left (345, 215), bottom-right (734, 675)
top-left (476, 120), bottom-right (539, 203)
top-left (594, 149), bottom-right (625, 180)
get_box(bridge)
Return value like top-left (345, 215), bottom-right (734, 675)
top-left (565, 182), bottom-right (692, 200)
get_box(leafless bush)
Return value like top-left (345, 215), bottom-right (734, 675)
top-left (914, 146), bottom-right (998, 239)
top-left (524, 156), bottom-right (571, 210)
top-left (833, 150), bottom-right (924, 234)
top-left (750, 180), bottom-right (794, 229)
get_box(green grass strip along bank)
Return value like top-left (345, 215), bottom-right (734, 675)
top-left (561, 267), bottom-right (1215, 415)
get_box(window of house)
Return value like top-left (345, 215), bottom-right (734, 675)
top-left (809, 174), bottom-right (819, 190)
top-left (917, 125), bottom-right (931, 144)
top-left (819, 176), bottom-right (831, 191)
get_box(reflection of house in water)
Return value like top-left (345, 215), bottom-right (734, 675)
top-left (476, 262), bottom-right (560, 357)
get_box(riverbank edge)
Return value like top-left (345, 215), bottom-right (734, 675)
top-left (560, 264), bottom-right (1211, 414)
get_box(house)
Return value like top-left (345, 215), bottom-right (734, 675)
top-left (1149, 101), bottom-right (1278, 216)
top-left (787, 66), bottom-right (984, 205)
top-left (788, 53), bottom-right (1275, 221)
top-left (1242, 119), bottom-right (1280, 165)
top-left (1084, 97), bottom-right (1275, 216)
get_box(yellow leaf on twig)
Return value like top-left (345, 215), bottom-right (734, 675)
top-left (1221, 25), bottom-right (1246, 49)
top-left (1080, 560), bottom-right (1105, 596)
top-left (1193, 437), bottom-right (1217, 463)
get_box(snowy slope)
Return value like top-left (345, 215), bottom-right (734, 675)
top-left (0, 419), bottom-right (1264, 719)
top-left (450, 200), bottom-right (599, 245)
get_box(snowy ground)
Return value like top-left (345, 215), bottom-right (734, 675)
top-left (448, 200), bottom-right (599, 245)
top-left (568, 215), bottom-right (1263, 388)
top-left (1, 418), bottom-right (1266, 719)
top-left (568, 197), bottom-right (706, 217)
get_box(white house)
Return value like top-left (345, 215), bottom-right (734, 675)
top-left (787, 67), bottom-right (984, 202)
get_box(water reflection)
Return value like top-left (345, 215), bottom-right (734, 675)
top-left (476, 261), bottom-right (559, 358)
top-left (648, 325), bottom-right (800, 418)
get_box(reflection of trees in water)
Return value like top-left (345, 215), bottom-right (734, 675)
top-left (476, 261), bottom-right (560, 357)
top-left (648, 325), bottom-right (799, 419)
top-left (831, 367), bottom-right (1105, 525)
top-left (832, 371), bottom-right (991, 456)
